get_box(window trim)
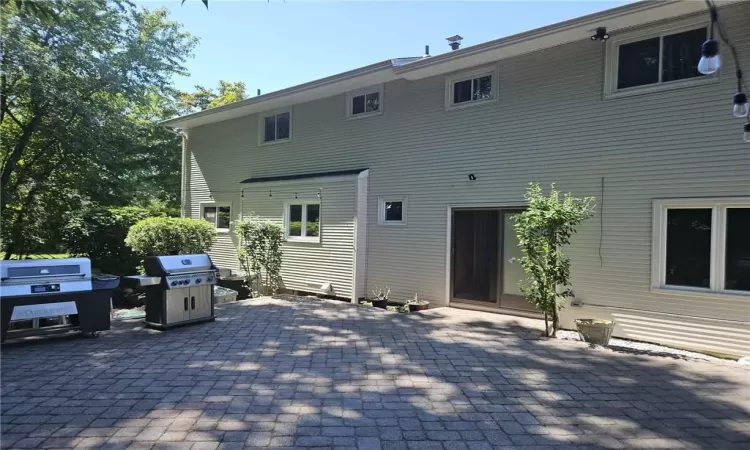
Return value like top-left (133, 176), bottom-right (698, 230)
top-left (346, 85), bottom-right (384, 120)
top-left (199, 201), bottom-right (232, 233)
top-left (283, 201), bottom-right (321, 243)
top-left (604, 17), bottom-right (719, 99)
top-left (444, 65), bottom-right (499, 110)
top-left (378, 197), bottom-right (407, 226)
top-left (651, 197), bottom-right (750, 298)
top-left (258, 108), bottom-right (293, 145)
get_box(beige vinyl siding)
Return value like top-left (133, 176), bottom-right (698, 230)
top-left (185, 3), bottom-right (750, 355)
top-left (241, 181), bottom-right (356, 298)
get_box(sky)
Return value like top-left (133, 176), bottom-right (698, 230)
top-left (136, 0), bottom-right (635, 95)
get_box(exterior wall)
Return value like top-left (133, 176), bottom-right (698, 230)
top-left (185, 4), bottom-right (750, 355)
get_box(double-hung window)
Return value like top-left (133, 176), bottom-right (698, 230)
top-left (201, 203), bottom-right (231, 232)
top-left (347, 86), bottom-right (382, 119)
top-left (261, 110), bottom-right (291, 143)
top-left (445, 66), bottom-right (497, 109)
top-left (605, 20), bottom-right (716, 98)
top-left (285, 202), bottom-right (320, 242)
top-left (652, 198), bottom-right (750, 296)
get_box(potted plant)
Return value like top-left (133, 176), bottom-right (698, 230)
top-left (370, 286), bottom-right (390, 309)
top-left (575, 319), bottom-right (616, 346)
top-left (406, 293), bottom-right (429, 312)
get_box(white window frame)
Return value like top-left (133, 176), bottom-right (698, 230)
top-left (604, 17), bottom-right (719, 99)
top-left (283, 201), bottom-right (321, 242)
top-left (200, 201), bottom-right (232, 233)
top-left (651, 197), bottom-right (750, 298)
top-left (444, 65), bottom-right (499, 110)
top-left (378, 197), bottom-right (407, 226)
top-left (258, 108), bottom-right (292, 145)
top-left (346, 85), bottom-right (384, 119)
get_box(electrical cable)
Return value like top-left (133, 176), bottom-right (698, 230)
top-left (599, 177), bottom-right (604, 267)
top-left (706, 0), bottom-right (748, 93)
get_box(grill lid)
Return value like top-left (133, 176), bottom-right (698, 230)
top-left (145, 254), bottom-right (214, 276)
top-left (1, 258), bottom-right (92, 282)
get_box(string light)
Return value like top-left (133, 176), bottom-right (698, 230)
top-left (744, 121), bottom-right (750, 143)
top-left (697, 3), bottom-right (720, 75)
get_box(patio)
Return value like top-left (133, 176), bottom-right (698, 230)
top-left (1, 297), bottom-right (748, 449)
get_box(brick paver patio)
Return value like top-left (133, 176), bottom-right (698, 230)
top-left (2, 296), bottom-right (749, 449)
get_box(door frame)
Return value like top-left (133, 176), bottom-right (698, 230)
top-left (444, 202), bottom-right (525, 308)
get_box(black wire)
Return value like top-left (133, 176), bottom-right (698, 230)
top-left (599, 177), bottom-right (604, 267)
top-left (706, 0), bottom-right (748, 93)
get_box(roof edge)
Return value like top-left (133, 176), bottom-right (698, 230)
top-left (240, 168), bottom-right (368, 184)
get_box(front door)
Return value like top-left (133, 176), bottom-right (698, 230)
top-left (451, 208), bottom-right (535, 312)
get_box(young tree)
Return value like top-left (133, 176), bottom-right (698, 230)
top-left (513, 183), bottom-right (595, 337)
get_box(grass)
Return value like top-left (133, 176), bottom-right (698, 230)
top-left (0, 252), bottom-right (69, 260)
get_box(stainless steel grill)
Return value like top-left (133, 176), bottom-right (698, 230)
top-left (125, 254), bottom-right (216, 329)
top-left (0, 258), bottom-right (119, 342)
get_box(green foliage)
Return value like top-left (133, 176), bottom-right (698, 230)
top-left (0, 0), bottom-right (196, 259)
top-left (176, 80), bottom-right (247, 115)
top-left (125, 217), bottom-right (217, 259)
top-left (63, 206), bottom-right (166, 275)
top-left (235, 217), bottom-right (283, 296)
top-left (512, 183), bottom-right (595, 337)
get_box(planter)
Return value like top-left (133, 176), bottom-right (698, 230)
top-left (575, 319), bottom-right (616, 346)
top-left (214, 286), bottom-right (238, 304)
top-left (370, 298), bottom-right (388, 309)
top-left (408, 302), bottom-right (429, 312)
top-left (217, 276), bottom-right (251, 300)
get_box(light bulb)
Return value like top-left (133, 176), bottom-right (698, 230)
top-left (733, 92), bottom-right (748, 118)
top-left (744, 123), bottom-right (750, 143)
top-left (698, 39), bottom-right (720, 75)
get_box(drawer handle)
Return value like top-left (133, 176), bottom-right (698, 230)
top-left (184, 297), bottom-right (188, 311)
top-left (191, 297), bottom-right (195, 310)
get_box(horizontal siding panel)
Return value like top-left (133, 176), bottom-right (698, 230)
top-left (187, 3), bottom-right (750, 355)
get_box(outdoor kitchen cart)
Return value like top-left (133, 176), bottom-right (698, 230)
top-left (126, 254), bottom-right (217, 330)
top-left (0, 257), bottom-right (119, 343)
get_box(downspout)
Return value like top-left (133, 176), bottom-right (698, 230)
top-left (179, 129), bottom-right (188, 218)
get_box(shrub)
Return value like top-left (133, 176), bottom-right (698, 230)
top-left (125, 217), bottom-right (217, 259)
top-left (235, 217), bottom-right (283, 296)
top-left (512, 183), bottom-right (595, 337)
top-left (63, 206), bottom-right (160, 275)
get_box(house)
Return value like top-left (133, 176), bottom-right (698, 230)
top-left (163, 0), bottom-right (750, 357)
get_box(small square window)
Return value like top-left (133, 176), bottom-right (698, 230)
top-left (378, 197), bottom-right (407, 225)
top-left (285, 202), bottom-right (321, 241)
top-left (201, 203), bottom-right (231, 231)
top-left (348, 87), bottom-right (382, 118)
top-left (261, 111), bottom-right (291, 143)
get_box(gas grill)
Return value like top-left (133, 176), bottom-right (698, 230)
top-left (0, 258), bottom-right (119, 342)
top-left (125, 254), bottom-right (216, 329)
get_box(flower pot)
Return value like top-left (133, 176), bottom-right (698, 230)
top-left (575, 319), bottom-right (616, 346)
top-left (371, 298), bottom-right (388, 309)
top-left (408, 302), bottom-right (429, 312)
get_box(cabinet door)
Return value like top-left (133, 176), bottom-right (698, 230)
top-left (165, 289), bottom-right (189, 324)
top-left (189, 285), bottom-right (212, 320)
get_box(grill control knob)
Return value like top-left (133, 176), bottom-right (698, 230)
top-left (195, 278), bottom-right (202, 284)
top-left (179, 280), bottom-right (185, 285)
top-left (171, 281), bottom-right (177, 287)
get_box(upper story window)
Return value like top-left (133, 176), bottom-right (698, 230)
top-left (261, 110), bottom-right (291, 143)
top-left (445, 66), bottom-right (498, 110)
top-left (651, 198), bottom-right (750, 297)
top-left (201, 202), bottom-right (231, 232)
top-left (378, 197), bottom-right (407, 226)
top-left (347, 86), bottom-right (383, 119)
top-left (284, 202), bottom-right (320, 242)
top-left (605, 20), bottom-right (717, 99)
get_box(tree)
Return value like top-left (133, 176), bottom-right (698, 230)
top-left (176, 80), bottom-right (247, 115)
top-left (0, 0), bottom-right (197, 258)
top-left (512, 183), bottom-right (595, 337)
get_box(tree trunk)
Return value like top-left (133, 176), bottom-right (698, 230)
top-left (0, 110), bottom-right (42, 215)
top-left (543, 311), bottom-right (550, 337)
top-left (551, 297), bottom-right (559, 337)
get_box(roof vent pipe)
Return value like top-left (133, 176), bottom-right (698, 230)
top-left (424, 45), bottom-right (430, 57)
top-left (257, 89), bottom-right (261, 96)
top-left (446, 35), bottom-right (463, 51)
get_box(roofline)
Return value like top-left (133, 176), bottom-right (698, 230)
top-left (161, 60), bottom-right (394, 128)
top-left (240, 168), bottom-right (368, 184)
top-left (393, 0), bottom-right (679, 75)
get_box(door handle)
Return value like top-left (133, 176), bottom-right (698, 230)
top-left (191, 296), bottom-right (195, 310)
top-left (184, 297), bottom-right (188, 311)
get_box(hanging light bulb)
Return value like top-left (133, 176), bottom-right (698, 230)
top-left (698, 39), bottom-right (721, 75)
top-left (733, 92), bottom-right (749, 117)
top-left (744, 122), bottom-right (750, 143)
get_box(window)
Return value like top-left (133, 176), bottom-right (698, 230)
top-left (261, 111), bottom-right (291, 143)
top-left (347, 86), bottom-right (383, 119)
top-left (378, 197), bottom-right (407, 225)
top-left (652, 198), bottom-right (750, 296)
top-left (605, 20), bottom-right (717, 98)
top-left (201, 203), bottom-right (231, 231)
top-left (445, 66), bottom-right (497, 109)
top-left (285, 202), bottom-right (320, 241)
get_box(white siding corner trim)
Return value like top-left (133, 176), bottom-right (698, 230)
top-left (352, 170), bottom-right (369, 302)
